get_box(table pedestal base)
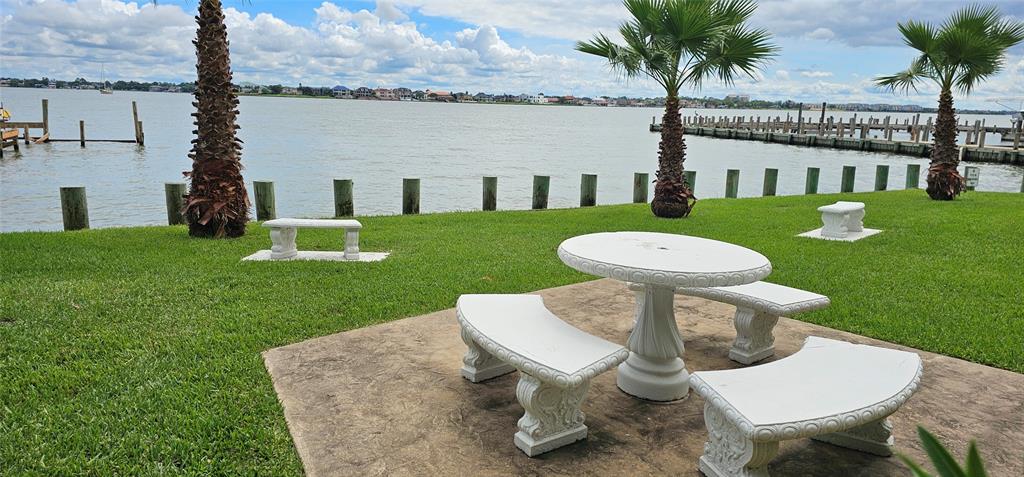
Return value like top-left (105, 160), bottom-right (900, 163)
top-left (617, 354), bottom-right (690, 402)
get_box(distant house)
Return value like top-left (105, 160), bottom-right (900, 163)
top-left (412, 90), bottom-right (427, 100)
top-left (474, 92), bottom-right (493, 102)
top-left (546, 96), bottom-right (560, 104)
top-left (281, 86), bottom-right (300, 95)
top-left (374, 88), bottom-right (396, 100)
top-left (529, 93), bottom-right (546, 104)
top-left (393, 87), bottom-right (413, 100)
top-left (427, 90), bottom-right (454, 102)
top-left (353, 87), bottom-right (374, 99)
top-left (591, 97), bottom-right (609, 106)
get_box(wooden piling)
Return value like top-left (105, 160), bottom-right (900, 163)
top-left (136, 121), bottom-right (145, 146)
top-left (580, 174), bottom-right (597, 207)
top-left (23, 127), bottom-right (30, 144)
top-left (532, 175), bottom-right (550, 210)
top-left (805, 167), bottom-right (820, 194)
top-left (633, 172), bottom-right (649, 203)
top-left (333, 179), bottom-right (354, 217)
top-left (164, 183), bottom-right (187, 225)
top-left (42, 99), bottom-right (49, 135)
top-left (762, 168), bottom-right (778, 196)
top-left (725, 169), bottom-right (740, 198)
top-left (874, 165), bottom-right (889, 191)
top-left (841, 166), bottom-right (856, 193)
top-left (978, 120), bottom-right (987, 148)
top-left (906, 164), bottom-right (921, 189)
top-left (79, 120), bottom-right (85, 147)
top-left (482, 176), bottom-right (497, 211)
top-left (402, 178), bottom-right (420, 214)
top-left (60, 186), bottom-right (89, 231)
top-left (684, 170), bottom-right (697, 192)
top-left (253, 181), bottom-right (276, 221)
top-left (132, 101), bottom-right (141, 144)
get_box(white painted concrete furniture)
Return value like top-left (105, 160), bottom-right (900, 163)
top-left (676, 282), bottom-right (831, 364)
top-left (243, 218), bottom-right (388, 262)
top-left (818, 201), bottom-right (865, 238)
top-left (456, 294), bottom-right (629, 457)
top-left (690, 336), bottom-right (923, 477)
top-left (558, 232), bottom-right (772, 401)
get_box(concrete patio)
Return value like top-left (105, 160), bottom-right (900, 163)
top-left (263, 279), bottom-right (1024, 476)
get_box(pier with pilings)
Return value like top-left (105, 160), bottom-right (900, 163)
top-left (1, 98), bottom-right (145, 157)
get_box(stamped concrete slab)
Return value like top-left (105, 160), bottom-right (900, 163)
top-left (797, 227), bottom-right (883, 242)
top-left (263, 279), bottom-right (1024, 477)
top-left (242, 250), bottom-right (390, 262)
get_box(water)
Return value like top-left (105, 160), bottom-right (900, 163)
top-left (1, 88), bottom-right (1022, 232)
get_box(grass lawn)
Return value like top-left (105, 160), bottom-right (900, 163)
top-left (1, 190), bottom-right (1021, 474)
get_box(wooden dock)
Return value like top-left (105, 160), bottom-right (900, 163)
top-left (650, 112), bottom-right (1023, 165)
top-left (1, 98), bottom-right (145, 157)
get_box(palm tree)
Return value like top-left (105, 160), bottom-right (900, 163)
top-left (876, 5), bottom-right (1023, 201)
top-left (577, 0), bottom-right (775, 217)
top-left (181, 0), bottom-right (250, 237)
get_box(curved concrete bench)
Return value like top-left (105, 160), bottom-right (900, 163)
top-left (691, 336), bottom-right (923, 477)
top-left (243, 218), bottom-right (388, 262)
top-left (456, 294), bottom-right (629, 456)
top-left (817, 201), bottom-right (865, 239)
top-left (677, 282), bottom-right (830, 364)
top-left (629, 281), bottom-right (830, 364)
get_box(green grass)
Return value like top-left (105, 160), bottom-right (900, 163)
top-left (1, 190), bottom-right (1021, 474)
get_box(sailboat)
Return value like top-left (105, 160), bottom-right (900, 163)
top-left (99, 64), bottom-right (113, 94)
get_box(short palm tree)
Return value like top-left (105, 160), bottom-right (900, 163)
top-left (577, 0), bottom-right (775, 217)
top-left (181, 0), bottom-right (250, 237)
top-left (876, 5), bottom-right (1023, 200)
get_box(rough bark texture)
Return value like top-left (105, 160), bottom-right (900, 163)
top-left (926, 89), bottom-right (965, 200)
top-left (183, 0), bottom-right (249, 238)
top-left (650, 97), bottom-right (696, 218)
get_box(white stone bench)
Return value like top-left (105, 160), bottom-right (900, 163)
top-left (817, 201), bottom-right (865, 239)
top-left (456, 294), bottom-right (629, 457)
top-left (628, 281), bottom-right (830, 365)
top-left (690, 336), bottom-right (923, 477)
top-left (676, 282), bottom-right (830, 364)
top-left (243, 218), bottom-right (387, 262)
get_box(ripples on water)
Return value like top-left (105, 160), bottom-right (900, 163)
top-left (1, 88), bottom-right (1022, 232)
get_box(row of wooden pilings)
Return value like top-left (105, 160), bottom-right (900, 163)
top-left (55, 165), bottom-right (1014, 231)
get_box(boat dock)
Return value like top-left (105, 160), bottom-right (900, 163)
top-left (1, 99), bottom-right (145, 157)
top-left (651, 112), bottom-right (1023, 164)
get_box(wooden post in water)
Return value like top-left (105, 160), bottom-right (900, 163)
top-left (23, 127), bottom-right (30, 144)
top-left (762, 168), bottom-right (778, 196)
top-left (42, 99), bottom-right (49, 136)
top-left (805, 167), bottom-right (820, 194)
top-left (796, 103), bottom-right (803, 131)
top-left (819, 102), bottom-right (826, 125)
top-left (874, 165), bottom-right (889, 191)
top-left (1014, 121), bottom-right (1021, 150)
top-left (164, 183), bottom-right (186, 225)
top-left (633, 173), bottom-right (649, 203)
top-left (136, 121), bottom-right (145, 146)
top-left (906, 164), bottom-right (921, 189)
top-left (60, 186), bottom-right (89, 231)
top-left (725, 169), bottom-right (740, 198)
top-left (333, 179), bottom-right (354, 217)
top-left (971, 120), bottom-right (981, 145)
top-left (402, 178), bottom-right (420, 214)
top-left (79, 120), bottom-right (85, 147)
top-left (684, 170), bottom-right (697, 193)
top-left (580, 174), bottom-right (597, 207)
top-left (132, 101), bottom-right (141, 144)
top-left (977, 120), bottom-right (987, 148)
top-left (841, 166), bottom-right (856, 193)
top-left (532, 175), bottom-right (550, 209)
top-left (482, 176), bottom-right (497, 211)
top-left (253, 181), bottom-right (276, 221)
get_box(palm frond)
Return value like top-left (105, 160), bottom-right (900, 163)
top-left (686, 24), bottom-right (776, 88)
top-left (898, 20), bottom-right (937, 55)
top-left (875, 56), bottom-right (931, 93)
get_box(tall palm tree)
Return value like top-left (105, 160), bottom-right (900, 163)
top-left (577, 0), bottom-right (775, 217)
top-left (181, 0), bottom-right (250, 237)
top-left (876, 5), bottom-right (1023, 201)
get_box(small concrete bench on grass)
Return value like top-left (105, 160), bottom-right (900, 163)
top-left (456, 294), bottom-right (629, 457)
top-left (628, 281), bottom-right (830, 365)
top-left (676, 282), bottom-right (830, 364)
top-left (690, 336), bottom-right (923, 477)
top-left (799, 201), bottom-right (881, 241)
top-left (243, 218), bottom-right (388, 262)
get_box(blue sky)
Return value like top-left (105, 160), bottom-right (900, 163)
top-left (1, 0), bottom-right (1022, 108)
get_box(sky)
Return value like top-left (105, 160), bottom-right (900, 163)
top-left (1, 0), bottom-right (1023, 109)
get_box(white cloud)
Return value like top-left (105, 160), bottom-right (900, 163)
top-left (775, 70), bottom-right (790, 80)
top-left (800, 70), bottom-right (834, 78)
top-left (804, 27), bottom-right (834, 41)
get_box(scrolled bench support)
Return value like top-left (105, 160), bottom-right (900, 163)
top-left (699, 405), bottom-right (778, 477)
top-left (730, 307), bottom-right (779, 365)
top-left (812, 417), bottom-right (894, 456)
top-left (343, 229), bottom-right (360, 260)
top-left (514, 373), bottom-right (589, 457)
top-left (459, 327), bottom-right (514, 383)
top-left (269, 227), bottom-right (298, 259)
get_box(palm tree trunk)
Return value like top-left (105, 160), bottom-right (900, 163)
top-left (183, 0), bottom-right (250, 238)
top-left (926, 89), bottom-right (965, 200)
top-left (651, 97), bottom-right (696, 218)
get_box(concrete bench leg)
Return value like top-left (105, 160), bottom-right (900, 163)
top-left (514, 373), bottom-right (589, 457)
top-left (730, 307), bottom-right (779, 365)
top-left (845, 209), bottom-right (865, 233)
top-left (812, 417), bottom-right (895, 456)
top-left (820, 212), bottom-right (849, 238)
top-left (344, 228), bottom-right (360, 260)
top-left (699, 405), bottom-right (778, 477)
top-left (269, 227), bottom-right (298, 259)
top-left (459, 326), bottom-right (514, 382)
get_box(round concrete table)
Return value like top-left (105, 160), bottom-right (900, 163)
top-left (557, 232), bottom-right (772, 401)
